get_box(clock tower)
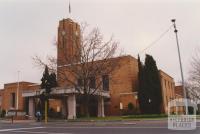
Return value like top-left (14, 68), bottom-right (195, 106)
top-left (57, 18), bottom-right (81, 67)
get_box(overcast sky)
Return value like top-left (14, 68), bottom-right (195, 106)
top-left (0, 0), bottom-right (199, 88)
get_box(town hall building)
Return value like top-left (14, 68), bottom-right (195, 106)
top-left (0, 18), bottom-right (183, 119)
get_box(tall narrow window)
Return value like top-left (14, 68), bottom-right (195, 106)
top-left (0, 95), bottom-right (2, 106)
top-left (102, 75), bottom-right (109, 91)
top-left (77, 78), bottom-right (83, 87)
top-left (89, 76), bottom-right (96, 89)
top-left (10, 93), bottom-right (16, 108)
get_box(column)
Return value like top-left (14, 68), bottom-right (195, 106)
top-left (98, 97), bottom-right (105, 117)
top-left (67, 94), bottom-right (76, 119)
top-left (62, 97), bottom-right (67, 118)
top-left (28, 98), bottom-right (35, 117)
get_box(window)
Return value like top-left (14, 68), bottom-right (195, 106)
top-left (168, 81), bottom-right (170, 89)
top-left (102, 75), bottom-right (109, 91)
top-left (89, 76), bottom-right (96, 89)
top-left (77, 78), bottom-right (83, 87)
top-left (0, 96), bottom-right (2, 106)
top-left (10, 93), bottom-right (16, 108)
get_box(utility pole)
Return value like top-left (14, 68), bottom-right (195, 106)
top-left (171, 19), bottom-right (188, 115)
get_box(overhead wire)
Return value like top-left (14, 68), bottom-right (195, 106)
top-left (138, 24), bottom-right (173, 55)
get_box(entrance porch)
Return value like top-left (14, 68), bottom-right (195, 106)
top-left (22, 87), bottom-right (110, 119)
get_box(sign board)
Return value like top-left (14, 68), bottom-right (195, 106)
top-left (17, 112), bottom-right (26, 116)
top-left (7, 111), bottom-right (16, 116)
top-left (7, 110), bottom-right (26, 117)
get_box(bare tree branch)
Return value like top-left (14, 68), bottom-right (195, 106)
top-left (187, 47), bottom-right (200, 104)
top-left (33, 24), bottom-right (122, 95)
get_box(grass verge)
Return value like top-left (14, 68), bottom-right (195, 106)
top-left (69, 114), bottom-right (168, 122)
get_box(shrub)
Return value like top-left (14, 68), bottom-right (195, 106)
top-left (196, 110), bottom-right (200, 115)
top-left (48, 108), bottom-right (62, 118)
top-left (128, 103), bottom-right (134, 111)
top-left (0, 109), bottom-right (6, 118)
top-left (122, 114), bottom-right (167, 119)
top-left (188, 106), bottom-right (194, 115)
top-left (122, 102), bottom-right (139, 115)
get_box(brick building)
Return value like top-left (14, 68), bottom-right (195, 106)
top-left (174, 85), bottom-right (185, 114)
top-left (175, 85), bottom-right (184, 97)
top-left (0, 89), bottom-right (3, 110)
top-left (0, 18), bottom-right (182, 118)
top-left (159, 70), bottom-right (176, 114)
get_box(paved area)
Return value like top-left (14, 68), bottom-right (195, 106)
top-left (0, 120), bottom-right (200, 134)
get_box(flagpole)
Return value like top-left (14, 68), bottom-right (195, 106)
top-left (69, 0), bottom-right (71, 18)
top-left (16, 71), bottom-right (20, 110)
top-left (171, 19), bottom-right (188, 115)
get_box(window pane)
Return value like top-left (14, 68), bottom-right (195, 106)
top-left (11, 93), bottom-right (16, 108)
top-left (0, 96), bottom-right (2, 106)
top-left (89, 77), bottom-right (96, 89)
top-left (102, 75), bottom-right (109, 91)
top-left (77, 78), bottom-right (83, 86)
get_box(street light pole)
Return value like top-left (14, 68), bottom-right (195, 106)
top-left (171, 19), bottom-right (188, 115)
top-left (45, 98), bottom-right (48, 124)
top-left (16, 71), bottom-right (20, 110)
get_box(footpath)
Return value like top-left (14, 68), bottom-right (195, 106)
top-left (0, 117), bottom-right (199, 125)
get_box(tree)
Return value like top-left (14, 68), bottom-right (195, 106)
top-left (144, 54), bottom-right (162, 114)
top-left (41, 66), bottom-right (50, 94)
top-left (40, 65), bottom-right (57, 122)
top-left (186, 48), bottom-right (200, 104)
top-left (41, 65), bottom-right (57, 94)
top-left (138, 54), bottom-right (162, 114)
top-left (33, 24), bottom-right (120, 117)
top-left (138, 55), bottom-right (148, 114)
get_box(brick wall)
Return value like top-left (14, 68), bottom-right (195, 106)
top-left (159, 70), bottom-right (176, 114)
top-left (0, 89), bottom-right (3, 109)
top-left (175, 85), bottom-right (184, 97)
top-left (1, 82), bottom-right (37, 112)
top-left (108, 56), bottom-right (139, 115)
top-left (57, 55), bottom-right (139, 115)
top-left (0, 17), bottom-right (178, 117)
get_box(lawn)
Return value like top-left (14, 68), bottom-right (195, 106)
top-left (69, 114), bottom-right (168, 122)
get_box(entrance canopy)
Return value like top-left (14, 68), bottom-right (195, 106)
top-left (22, 87), bottom-right (110, 98)
top-left (22, 87), bottom-right (109, 119)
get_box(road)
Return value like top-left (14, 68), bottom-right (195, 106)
top-left (0, 120), bottom-right (199, 134)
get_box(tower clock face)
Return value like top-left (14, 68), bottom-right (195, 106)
top-left (61, 30), bottom-right (66, 36)
top-left (75, 31), bottom-right (79, 36)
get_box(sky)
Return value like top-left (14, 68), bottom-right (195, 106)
top-left (0, 0), bottom-right (200, 89)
